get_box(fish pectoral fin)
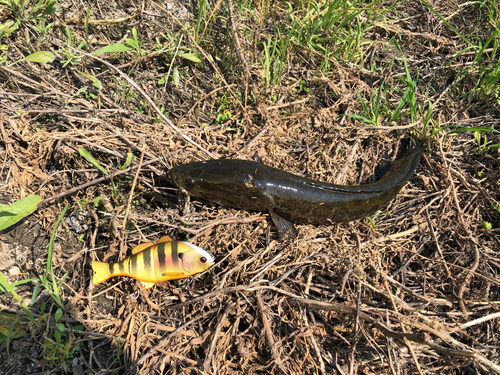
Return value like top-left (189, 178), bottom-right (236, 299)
top-left (157, 235), bottom-right (174, 243)
top-left (160, 271), bottom-right (190, 280)
top-left (140, 282), bottom-right (156, 289)
top-left (131, 242), bottom-right (155, 254)
top-left (269, 208), bottom-right (298, 240)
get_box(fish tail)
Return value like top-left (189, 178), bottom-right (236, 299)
top-left (91, 261), bottom-right (112, 286)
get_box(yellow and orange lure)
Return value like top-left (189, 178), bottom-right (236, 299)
top-left (91, 236), bottom-right (214, 289)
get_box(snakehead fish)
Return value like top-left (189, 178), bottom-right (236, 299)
top-left (169, 136), bottom-right (423, 238)
top-left (91, 236), bottom-right (214, 289)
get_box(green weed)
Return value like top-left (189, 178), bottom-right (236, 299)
top-left (42, 307), bottom-right (83, 371)
top-left (481, 221), bottom-right (493, 230)
top-left (106, 336), bottom-right (123, 369)
top-left (441, 125), bottom-right (500, 155)
top-left (60, 27), bottom-right (85, 67)
top-left (0, 0), bottom-right (57, 36)
top-left (343, 40), bottom-right (420, 127)
top-left (0, 312), bottom-right (28, 362)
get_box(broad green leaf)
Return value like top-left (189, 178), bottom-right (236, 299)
top-left (80, 72), bottom-right (102, 89)
top-left (0, 322), bottom-right (25, 338)
top-left (172, 66), bottom-right (180, 85)
top-left (43, 0), bottom-right (59, 15)
top-left (118, 153), bottom-right (136, 170)
top-left (54, 308), bottom-right (62, 322)
top-left (0, 195), bottom-right (41, 231)
top-left (179, 52), bottom-right (201, 63)
top-left (24, 51), bottom-right (55, 64)
top-left (56, 323), bottom-right (65, 332)
top-left (90, 43), bottom-right (132, 55)
top-left (125, 38), bottom-right (139, 49)
top-left (54, 329), bottom-right (61, 343)
top-left (157, 75), bottom-right (167, 85)
top-left (78, 147), bottom-right (109, 175)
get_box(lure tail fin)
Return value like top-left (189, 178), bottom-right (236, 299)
top-left (91, 261), bottom-right (111, 286)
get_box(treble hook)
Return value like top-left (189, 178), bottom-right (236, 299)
top-left (128, 290), bottom-right (140, 299)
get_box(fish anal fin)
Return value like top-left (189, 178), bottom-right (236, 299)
top-left (131, 242), bottom-right (154, 254)
top-left (141, 282), bottom-right (156, 289)
top-left (157, 235), bottom-right (174, 243)
top-left (269, 209), bottom-right (298, 240)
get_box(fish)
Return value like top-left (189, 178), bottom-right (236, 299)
top-left (169, 137), bottom-right (423, 238)
top-left (91, 235), bottom-right (215, 289)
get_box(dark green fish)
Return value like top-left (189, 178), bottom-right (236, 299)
top-left (169, 137), bottom-right (423, 238)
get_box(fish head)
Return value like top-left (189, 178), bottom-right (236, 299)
top-left (177, 242), bottom-right (215, 275)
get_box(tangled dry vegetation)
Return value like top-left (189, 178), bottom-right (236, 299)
top-left (0, 0), bottom-right (500, 374)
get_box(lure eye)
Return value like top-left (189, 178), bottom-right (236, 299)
top-left (185, 178), bottom-right (195, 187)
top-left (200, 257), bottom-right (207, 264)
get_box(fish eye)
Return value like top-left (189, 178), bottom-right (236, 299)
top-left (200, 257), bottom-right (207, 263)
top-left (185, 178), bottom-right (195, 187)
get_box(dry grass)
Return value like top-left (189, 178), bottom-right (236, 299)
top-left (0, 0), bottom-right (500, 374)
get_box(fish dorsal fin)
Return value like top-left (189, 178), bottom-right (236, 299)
top-left (131, 242), bottom-right (155, 254)
top-left (157, 235), bottom-right (174, 243)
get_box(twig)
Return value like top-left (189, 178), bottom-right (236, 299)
top-left (99, 212), bottom-right (266, 235)
top-left (425, 208), bottom-right (452, 278)
top-left (237, 120), bottom-right (275, 154)
top-left (378, 255), bottom-right (424, 375)
top-left (120, 143), bottom-right (145, 259)
top-left (296, 298), bottom-right (500, 374)
top-left (266, 98), bottom-right (309, 111)
top-left (303, 309), bottom-right (326, 375)
top-left (37, 158), bottom-right (159, 206)
top-left (335, 143), bottom-right (358, 184)
top-left (129, 307), bottom-right (219, 374)
top-left (54, 9), bottom-right (142, 26)
top-left (163, 284), bottom-right (301, 310)
top-left (350, 233), bottom-right (363, 375)
top-left (374, 223), bottom-right (427, 243)
top-left (457, 239), bottom-right (481, 319)
top-left (203, 302), bottom-right (235, 373)
top-left (227, 0), bottom-right (263, 115)
top-left (458, 312), bottom-right (500, 330)
top-left (256, 293), bottom-right (289, 375)
top-left (295, 298), bottom-right (426, 343)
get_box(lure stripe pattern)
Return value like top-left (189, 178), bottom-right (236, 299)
top-left (158, 242), bottom-right (166, 273)
top-left (131, 253), bottom-right (137, 275)
top-left (171, 241), bottom-right (179, 270)
top-left (143, 248), bottom-right (152, 274)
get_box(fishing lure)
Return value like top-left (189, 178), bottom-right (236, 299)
top-left (91, 236), bottom-right (214, 289)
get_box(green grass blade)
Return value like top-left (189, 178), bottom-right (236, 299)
top-left (43, 204), bottom-right (69, 298)
top-left (419, 0), bottom-right (471, 46)
top-left (0, 273), bottom-right (38, 326)
top-left (6, 315), bottom-right (22, 361)
top-left (118, 152), bottom-right (136, 170)
top-left (78, 147), bottom-right (109, 175)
